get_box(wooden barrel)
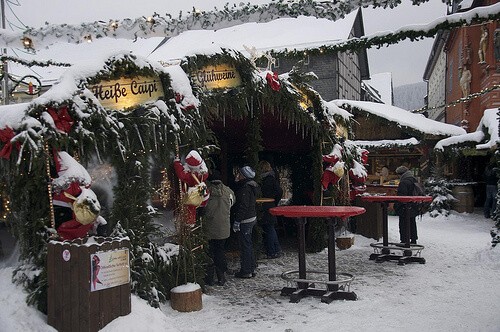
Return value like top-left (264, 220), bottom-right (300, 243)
top-left (452, 185), bottom-right (474, 213)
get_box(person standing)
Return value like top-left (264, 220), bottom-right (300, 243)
top-left (483, 163), bottom-right (498, 219)
top-left (202, 170), bottom-right (234, 286)
top-left (232, 166), bottom-right (260, 279)
top-left (258, 160), bottom-right (283, 259)
top-left (393, 165), bottom-right (419, 244)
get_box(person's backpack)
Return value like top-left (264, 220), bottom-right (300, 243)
top-left (410, 181), bottom-right (428, 218)
top-left (413, 182), bottom-right (425, 196)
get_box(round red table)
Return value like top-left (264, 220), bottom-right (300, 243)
top-left (359, 195), bottom-right (432, 264)
top-left (270, 205), bottom-right (365, 303)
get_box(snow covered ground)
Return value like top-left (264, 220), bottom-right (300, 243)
top-left (0, 210), bottom-right (499, 332)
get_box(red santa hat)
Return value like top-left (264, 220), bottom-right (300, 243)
top-left (185, 150), bottom-right (208, 173)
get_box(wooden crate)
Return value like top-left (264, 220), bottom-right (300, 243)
top-left (47, 237), bottom-right (131, 332)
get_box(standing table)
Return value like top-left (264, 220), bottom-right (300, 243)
top-left (269, 205), bottom-right (365, 303)
top-left (359, 195), bottom-right (432, 265)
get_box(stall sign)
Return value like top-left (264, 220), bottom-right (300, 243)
top-left (90, 248), bottom-right (130, 292)
top-left (89, 76), bottom-right (164, 111)
top-left (192, 64), bottom-right (242, 90)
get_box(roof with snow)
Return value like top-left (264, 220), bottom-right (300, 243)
top-left (10, 10), bottom-right (361, 85)
top-left (334, 99), bottom-right (466, 137)
top-left (435, 108), bottom-right (499, 151)
top-left (149, 10), bottom-right (359, 61)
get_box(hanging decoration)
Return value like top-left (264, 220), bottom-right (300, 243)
top-left (266, 72), bottom-right (281, 91)
top-left (321, 143), bottom-right (345, 190)
top-left (412, 84), bottom-right (500, 114)
top-left (0, 126), bottom-right (19, 160)
top-left (51, 151), bottom-right (104, 240)
top-left (0, 1), bottom-right (495, 53)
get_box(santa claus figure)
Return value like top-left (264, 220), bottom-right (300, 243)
top-left (349, 160), bottom-right (368, 201)
top-left (52, 151), bottom-right (104, 240)
top-left (173, 150), bottom-right (210, 224)
top-left (321, 144), bottom-right (344, 190)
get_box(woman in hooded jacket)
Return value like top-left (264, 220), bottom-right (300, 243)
top-left (259, 160), bottom-right (283, 258)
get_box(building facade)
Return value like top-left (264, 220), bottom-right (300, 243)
top-left (425, 0), bottom-right (500, 132)
top-left (273, 9), bottom-right (370, 102)
top-left (424, 30), bottom-right (448, 122)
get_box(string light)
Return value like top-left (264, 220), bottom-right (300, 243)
top-left (412, 84), bottom-right (500, 114)
top-left (157, 168), bottom-right (172, 208)
top-left (44, 141), bottom-right (56, 229)
top-left (21, 36), bottom-right (33, 49)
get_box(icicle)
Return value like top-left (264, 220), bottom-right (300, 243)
top-left (153, 125), bottom-right (157, 151)
top-left (223, 108), bottom-right (226, 127)
top-left (251, 96), bottom-right (254, 117)
top-left (134, 124), bottom-right (145, 150)
top-left (246, 98), bottom-right (251, 117)
top-left (117, 138), bottom-right (125, 162)
top-left (16, 141), bottom-right (25, 166)
top-left (80, 138), bottom-right (84, 161)
top-left (94, 141), bottom-right (102, 164)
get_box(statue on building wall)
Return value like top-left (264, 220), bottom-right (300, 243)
top-left (463, 35), bottom-right (472, 65)
top-left (494, 29), bottom-right (500, 61)
top-left (459, 65), bottom-right (472, 98)
top-left (478, 25), bottom-right (489, 63)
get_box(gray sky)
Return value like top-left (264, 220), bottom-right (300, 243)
top-left (9, 0), bottom-right (448, 87)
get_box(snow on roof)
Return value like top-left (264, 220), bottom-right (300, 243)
top-left (363, 72), bottom-right (393, 105)
top-left (0, 102), bottom-right (40, 130)
top-left (352, 137), bottom-right (420, 148)
top-left (435, 108), bottom-right (499, 151)
top-left (9, 38), bottom-right (164, 84)
top-left (333, 99), bottom-right (467, 137)
top-left (149, 11), bottom-right (358, 61)
top-left (322, 100), bottom-right (353, 121)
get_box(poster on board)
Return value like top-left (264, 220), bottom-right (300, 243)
top-left (90, 248), bottom-right (130, 292)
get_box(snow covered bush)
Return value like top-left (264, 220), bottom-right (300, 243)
top-left (424, 177), bottom-right (456, 218)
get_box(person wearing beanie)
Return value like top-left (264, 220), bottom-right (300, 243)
top-left (232, 165), bottom-right (260, 278)
top-left (395, 165), bottom-right (409, 175)
top-left (202, 170), bottom-right (235, 286)
top-left (258, 160), bottom-right (283, 259)
top-left (394, 165), bottom-right (419, 244)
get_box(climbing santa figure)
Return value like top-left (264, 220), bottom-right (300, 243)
top-left (51, 151), bottom-right (105, 240)
top-left (173, 150), bottom-right (210, 225)
top-left (321, 143), bottom-right (345, 190)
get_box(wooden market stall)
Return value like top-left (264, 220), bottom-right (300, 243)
top-left (331, 100), bottom-right (466, 239)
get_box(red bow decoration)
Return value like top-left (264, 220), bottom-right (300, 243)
top-left (47, 106), bottom-right (74, 134)
top-left (266, 72), bottom-right (281, 91)
top-left (0, 126), bottom-right (19, 160)
top-left (174, 93), bottom-right (184, 104)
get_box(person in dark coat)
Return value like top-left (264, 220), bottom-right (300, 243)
top-left (393, 165), bottom-right (419, 244)
top-left (232, 166), bottom-right (260, 279)
top-left (483, 163), bottom-right (498, 219)
top-left (202, 170), bottom-right (234, 286)
top-left (258, 160), bottom-right (283, 258)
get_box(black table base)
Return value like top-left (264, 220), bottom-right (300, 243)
top-left (281, 286), bottom-right (357, 303)
top-left (369, 242), bottom-right (426, 265)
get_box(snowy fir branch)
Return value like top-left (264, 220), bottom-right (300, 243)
top-left (0, 0), bottom-right (457, 51)
top-left (273, 3), bottom-right (500, 58)
top-left (0, 55), bottom-right (71, 68)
